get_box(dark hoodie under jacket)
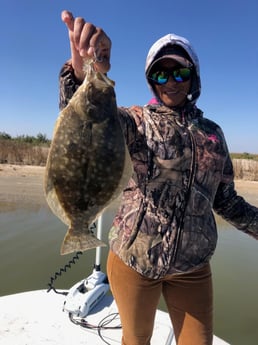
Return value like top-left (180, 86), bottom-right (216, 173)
top-left (59, 33), bottom-right (258, 279)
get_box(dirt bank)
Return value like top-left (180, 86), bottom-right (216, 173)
top-left (0, 164), bottom-right (46, 207)
top-left (0, 164), bottom-right (258, 207)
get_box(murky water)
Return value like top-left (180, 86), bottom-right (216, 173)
top-left (1, 200), bottom-right (258, 344)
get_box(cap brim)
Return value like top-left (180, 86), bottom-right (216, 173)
top-left (150, 54), bottom-right (193, 67)
top-left (148, 54), bottom-right (192, 75)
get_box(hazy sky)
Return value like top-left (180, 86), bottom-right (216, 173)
top-left (1, 0), bottom-right (258, 153)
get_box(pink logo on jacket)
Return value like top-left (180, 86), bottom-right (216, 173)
top-left (207, 134), bottom-right (219, 143)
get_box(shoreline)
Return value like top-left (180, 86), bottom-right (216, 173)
top-left (0, 164), bottom-right (46, 207)
top-left (0, 163), bottom-right (258, 207)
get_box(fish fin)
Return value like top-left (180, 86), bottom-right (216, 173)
top-left (60, 230), bottom-right (106, 255)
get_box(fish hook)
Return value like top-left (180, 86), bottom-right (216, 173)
top-left (93, 48), bottom-right (103, 63)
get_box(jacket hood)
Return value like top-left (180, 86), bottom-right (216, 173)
top-left (145, 33), bottom-right (201, 106)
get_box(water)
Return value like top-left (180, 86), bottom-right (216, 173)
top-left (0, 202), bottom-right (116, 296)
top-left (1, 201), bottom-right (258, 344)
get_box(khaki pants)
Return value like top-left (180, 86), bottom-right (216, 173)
top-left (107, 250), bottom-right (213, 345)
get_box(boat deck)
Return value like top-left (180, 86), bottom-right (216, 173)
top-left (0, 289), bottom-right (229, 345)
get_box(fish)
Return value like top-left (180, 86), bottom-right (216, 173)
top-left (45, 60), bottom-right (132, 255)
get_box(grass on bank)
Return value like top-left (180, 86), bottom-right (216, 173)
top-left (230, 153), bottom-right (258, 161)
top-left (0, 131), bottom-right (257, 166)
top-left (0, 132), bottom-right (50, 166)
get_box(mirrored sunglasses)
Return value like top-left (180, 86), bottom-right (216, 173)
top-left (148, 67), bottom-right (192, 84)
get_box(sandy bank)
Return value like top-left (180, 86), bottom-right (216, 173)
top-left (0, 164), bottom-right (46, 207)
top-left (0, 164), bottom-right (258, 208)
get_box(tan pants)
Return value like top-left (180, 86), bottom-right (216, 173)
top-left (107, 251), bottom-right (213, 345)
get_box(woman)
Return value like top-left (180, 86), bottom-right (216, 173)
top-left (60, 10), bottom-right (258, 345)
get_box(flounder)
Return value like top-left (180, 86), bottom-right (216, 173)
top-left (45, 60), bottom-right (132, 255)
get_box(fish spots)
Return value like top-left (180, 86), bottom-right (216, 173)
top-left (45, 61), bottom-right (132, 255)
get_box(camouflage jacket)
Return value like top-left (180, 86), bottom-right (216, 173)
top-left (59, 61), bottom-right (258, 279)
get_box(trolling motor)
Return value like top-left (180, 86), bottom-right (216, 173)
top-left (63, 215), bottom-right (110, 318)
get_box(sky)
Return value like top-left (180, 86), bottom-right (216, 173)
top-left (1, 0), bottom-right (258, 153)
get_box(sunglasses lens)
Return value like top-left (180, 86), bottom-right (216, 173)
top-left (150, 71), bottom-right (168, 85)
top-left (149, 67), bottom-right (192, 84)
top-left (173, 68), bottom-right (191, 82)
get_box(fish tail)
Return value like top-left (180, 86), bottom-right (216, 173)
top-left (60, 230), bottom-right (106, 255)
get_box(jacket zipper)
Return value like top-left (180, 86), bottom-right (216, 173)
top-left (171, 125), bottom-right (197, 264)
